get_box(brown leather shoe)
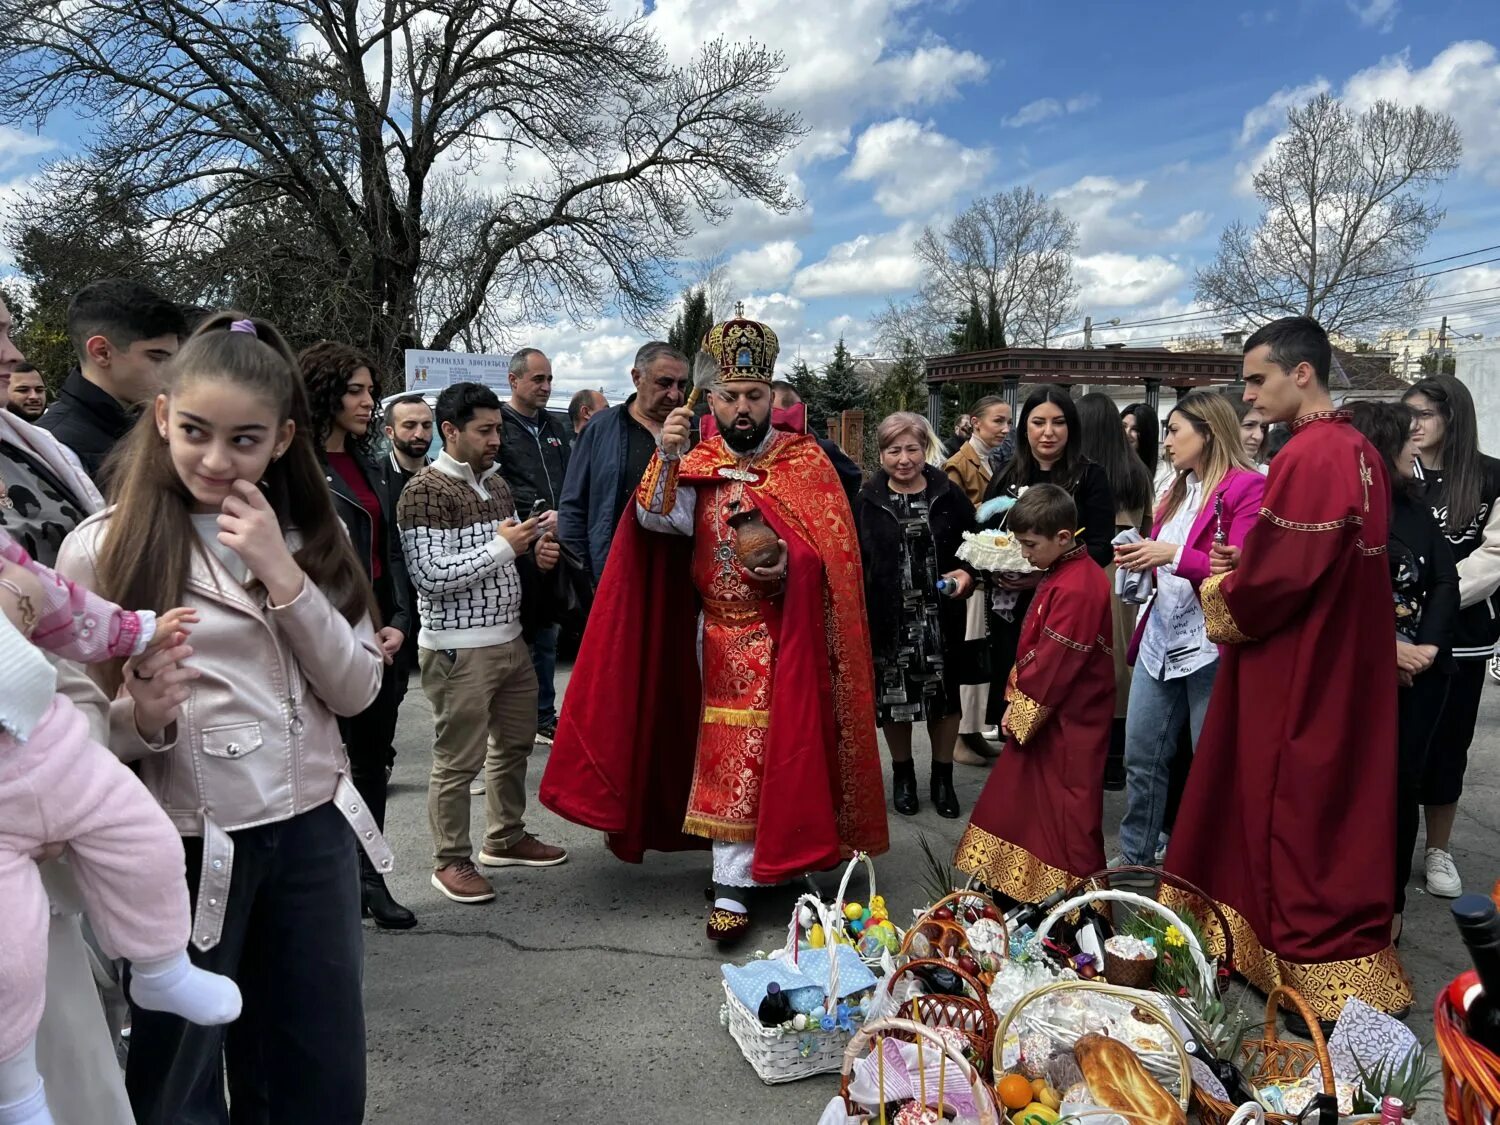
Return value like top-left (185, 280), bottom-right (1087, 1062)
top-left (431, 859), bottom-right (495, 904)
top-left (707, 906), bottom-right (751, 945)
top-left (477, 833), bottom-right (568, 868)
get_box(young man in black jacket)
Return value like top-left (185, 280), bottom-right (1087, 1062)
top-left (497, 348), bottom-right (572, 743)
top-left (38, 279), bottom-right (185, 483)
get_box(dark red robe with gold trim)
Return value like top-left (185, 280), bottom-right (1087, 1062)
top-left (1163, 411), bottom-right (1412, 1019)
top-left (540, 430), bottom-right (888, 883)
top-left (955, 546), bottom-right (1115, 901)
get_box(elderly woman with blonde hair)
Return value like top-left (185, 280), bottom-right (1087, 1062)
top-left (854, 412), bottom-right (980, 818)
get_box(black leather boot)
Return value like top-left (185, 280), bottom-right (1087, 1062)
top-left (362, 869), bottom-right (417, 930)
top-left (930, 762), bottom-right (960, 819)
top-left (892, 760), bottom-right (919, 816)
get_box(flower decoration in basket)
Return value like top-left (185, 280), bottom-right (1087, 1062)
top-left (956, 529), bottom-right (1037, 575)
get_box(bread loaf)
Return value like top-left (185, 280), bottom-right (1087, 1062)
top-left (1073, 1032), bottom-right (1185, 1125)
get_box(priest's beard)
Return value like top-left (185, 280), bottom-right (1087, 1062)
top-left (721, 415), bottom-right (771, 454)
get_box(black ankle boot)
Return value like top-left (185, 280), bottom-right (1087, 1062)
top-left (930, 762), bottom-right (960, 819)
top-left (892, 760), bottom-right (919, 816)
top-left (362, 872), bottom-right (417, 930)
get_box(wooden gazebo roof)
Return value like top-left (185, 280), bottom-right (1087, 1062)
top-left (925, 345), bottom-right (1243, 390)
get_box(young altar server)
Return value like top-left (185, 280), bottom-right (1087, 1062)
top-left (954, 485), bottom-right (1115, 903)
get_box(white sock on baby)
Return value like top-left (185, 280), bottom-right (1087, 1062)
top-left (129, 951), bottom-right (242, 1026)
top-left (0, 1080), bottom-right (51, 1125)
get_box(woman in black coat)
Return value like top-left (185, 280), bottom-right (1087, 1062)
top-left (979, 387), bottom-right (1114, 723)
top-left (300, 340), bottom-right (417, 930)
top-left (1349, 402), bottom-right (1457, 940)
top-left (856, 413), bottom-right (978, 819)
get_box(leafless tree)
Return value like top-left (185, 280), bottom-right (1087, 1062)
top-left (870, 295), bottom-right (950, 357)
top-left (913, 187), bottom-right (1080, 348)
top-left (0, 0), bottom-right (803, 370)
top-left (1196, 93), bottom-right (1461, 336)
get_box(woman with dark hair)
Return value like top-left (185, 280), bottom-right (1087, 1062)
top-left (1079, 393), bottom-right (1155, 789)
top-left (1349, 401), bottom-right (1457, 940)
top-left (300, 341), bottom-right (416, 930)
top-left (1400, 374), bottom-right (1500, 899)
top-left (857, 412), bottom-right (978, 817)
top-left (1230, 397), bottom-right (1270, 470)
top-left (1119, 402), bottom-right (1158, 476)
top-left (980, 387), bottom-right (1113, 722)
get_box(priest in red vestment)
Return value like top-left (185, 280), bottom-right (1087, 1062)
top-left (955, 485), bottom-right (1115, 902)
top-left (540, 311), bottom-right (887, 943)
top-left (1163, 316), bottom-right (1412, 1022)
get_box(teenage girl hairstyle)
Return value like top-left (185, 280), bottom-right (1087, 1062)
top-left (1119, 402), bottom-right (1159, 475)
top-left (97, 311), bottom-right (378, 645)
top-left (994, 386), bottom-right (1087, 494)
top-left (1007, 483), bottom-right (1076, 537)
top-left (1157, 390), bottom-right (1259, 524)
top-left (1347, 401), bottom-right (1416, 499)
top-left (1404, 373), bottom-right (1485, 534)
top-left (1077, 392), bottom-right (1153, 519)
top-left (876, 411), bottom-right (935, 452)
top-left (299, 340), bottom-right (383, 456)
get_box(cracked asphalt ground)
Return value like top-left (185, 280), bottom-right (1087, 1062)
top-left (365, 667), bottom-right (1500, 1123)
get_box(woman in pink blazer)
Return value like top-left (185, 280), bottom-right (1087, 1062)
top-left (1112, 391), bottom-right (1267, 866)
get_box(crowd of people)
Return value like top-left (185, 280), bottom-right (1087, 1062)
top-left (1, 276), bottom-right (1496, 1121)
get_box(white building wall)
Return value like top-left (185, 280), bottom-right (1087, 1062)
top-left (1458, 345), bottom-right (1500, 457)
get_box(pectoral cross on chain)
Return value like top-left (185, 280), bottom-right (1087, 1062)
top-left (1359, 451), bottom-right (1373, 513)
top-left (714, 540), bottom-right (737, 580)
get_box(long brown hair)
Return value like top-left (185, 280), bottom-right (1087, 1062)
top-left (97, 311), bottom-right (378, 636)
top-left (1157, 390), bottom-right (1258, 524)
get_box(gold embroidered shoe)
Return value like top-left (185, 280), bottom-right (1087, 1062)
top-left (706, 905), bottom-right (751, 945)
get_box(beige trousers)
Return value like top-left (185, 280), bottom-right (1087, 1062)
top-left (420, 639), bottom-right (537, 865)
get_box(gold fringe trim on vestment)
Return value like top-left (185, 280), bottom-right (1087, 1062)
top-left (953, 824), bottom-right (1073, 905)
top-left (1159, 885), bottom-right (1413, 1020)
top-left (682, 813), bottom-right (756, 843)
top-left (1200, 572), bottom-right (1253, 644)
top-left (702, 705), bottom-right (770, 728)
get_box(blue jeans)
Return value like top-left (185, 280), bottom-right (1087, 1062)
top-left (1118, 661), bottom-right (1218, 866)
top-left (530, 623), bottom-right (560, 725)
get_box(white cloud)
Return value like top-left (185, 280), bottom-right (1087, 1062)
top-left (0, 127), bottom-right (57, 175)
top-left (845, 118), bottom-right (991, 215)
top-left (1349, 0), bottom-right (1398, 33)
top-left (1074, 252), bottom-right (1186, 309)
top-left (1002, 93), bottom-right (1099, 129)
top-left (725, 240), bottom-right (804, 292)
top-left (1052, 175), bottom-right (1210, 254)
top-left (1237, 79), bottom-right (1332, 147)
top-left (792, 225), bottom-right (923, 299)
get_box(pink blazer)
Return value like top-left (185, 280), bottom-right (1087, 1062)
top-left (1126, 468), bottom-right (1266, 665)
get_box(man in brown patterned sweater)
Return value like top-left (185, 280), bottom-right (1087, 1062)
top-left (398, 381), bottom-right (569, 905)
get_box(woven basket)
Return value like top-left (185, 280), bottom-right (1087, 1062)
top-left (827, 851), bottom-right (895, 969)
top-left (993, 978), bottom-right (1194, 1113)
top-left (884, 958), bottom-right (999, 1079)
top-left (1033, 887), bottom-right (1214, 993)
top-left (1434, 975), bottom-right (1500, 1123)
top-left (838, 1016), bottom-right (1003, 1125)
top-left (898, 889), bottom-right (1009, 960)
top-left (1191, 985), bottom-right (1337, 1125)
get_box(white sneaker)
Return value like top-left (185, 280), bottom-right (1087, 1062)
top-left (1489, 653), bottom-right (1500, 684)
top-left (982, 726), bottom-right (1001, 741)
top-left (1425, 847), bottom-right (1463, 897)
top-left (469, 776), bottom-right (485, 796)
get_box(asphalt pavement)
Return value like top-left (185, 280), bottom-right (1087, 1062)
top-left (365, 666), bottom-right (1500, 1123)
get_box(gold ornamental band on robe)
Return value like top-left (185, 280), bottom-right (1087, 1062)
top-left (1159, 885), bottom-right (1414, 1022)
top-left (953, 823), bottom-right (1073, 905)
top-left (1200, 572), bottom-right (1253, 645)
top-left (1002, 669), bottom-right (1051, 745)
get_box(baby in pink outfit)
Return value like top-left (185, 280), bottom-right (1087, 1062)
top-left (0, 529), bottom-right (241, 1125)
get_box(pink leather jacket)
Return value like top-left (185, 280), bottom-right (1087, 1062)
top-left (57, 509), bottom-right (390, 950)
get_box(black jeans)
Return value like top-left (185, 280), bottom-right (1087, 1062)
top-left (1396, 667), bottom-right (1451, 913)
top-left (125, 802), bottom-right (366, 1124)
top-left (342, 660), bottom-right (406, 855)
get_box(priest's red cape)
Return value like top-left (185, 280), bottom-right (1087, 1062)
top-left (954, 546), bottom-right (1114, 900)
top-left (1162, 411), bottom-right (1413, 1019)
top-left (540, 432), bottom-right (888, 883)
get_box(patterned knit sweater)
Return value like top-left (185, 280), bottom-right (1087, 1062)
top-left (398, 451), bottom-right (524, 651)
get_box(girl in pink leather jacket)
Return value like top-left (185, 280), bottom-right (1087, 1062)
top-left (0, 529), bottom-right (241, 1125)
top-left (56, 312), bottom-right (384, 1124)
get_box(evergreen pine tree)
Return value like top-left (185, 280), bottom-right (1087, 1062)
top-left (667, 287), bottom-right (713, 356)
top-left (820, 337), bottom-right (868, 415)
top-left (985, 291), bottom-right (1007, 348)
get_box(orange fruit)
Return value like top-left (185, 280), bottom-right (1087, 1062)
top-left (997, 1073), bottom-right (1033, 1110)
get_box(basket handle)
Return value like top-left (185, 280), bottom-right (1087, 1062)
top-left (1261, 985), bottom-right (1335, 1097)
top-left (899, 888), bottom-right (1008, 956)
top-left (831, 850), bottom-right (878, 920)
top-left (840, 1016), bottom-right (1002, 1125)
top-left (991, 978), bottom-right (1193, 1111)
top-left (1034, 888), bottom-right (1213, 992)
top-left (783, 892), bottom-right (842, 1005)
top-left (1070, 865), bottom-right (1237, 974)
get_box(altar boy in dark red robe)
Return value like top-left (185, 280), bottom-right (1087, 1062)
top-left (955, 485), bottom-right (1115, 902)
top-left (1164, 316), bottom-right (1412, 1022)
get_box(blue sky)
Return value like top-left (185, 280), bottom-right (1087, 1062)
top-left (4, 0), bottom-right (1500, 395)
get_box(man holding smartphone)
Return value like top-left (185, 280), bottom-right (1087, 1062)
top-left (399, 382), bottom-right (569, 905)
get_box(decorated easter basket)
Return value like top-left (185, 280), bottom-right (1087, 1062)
top-left (898, 889), bottom-right (1010, 961)
top-left (834, 1016), bottom-right (1004, 1125)
top-left (824, 851), bottom-right (902, 970)
top-left (1435, 970), bottom-right (1500, 1123)
top-left (883, 957), bottom-right (1000, 1080)
top-left (1033, 886), bottom-right (1216, 998)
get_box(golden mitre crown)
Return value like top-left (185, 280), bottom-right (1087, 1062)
top-left (702, 302), bottom-right (779, 385)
